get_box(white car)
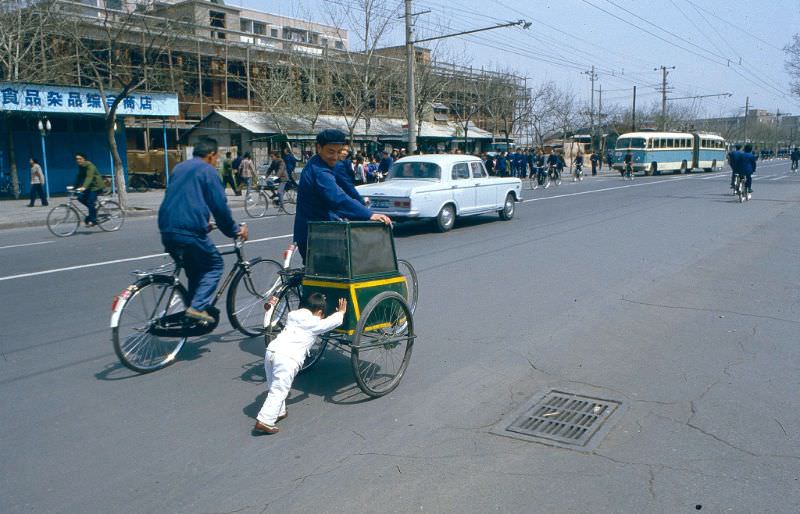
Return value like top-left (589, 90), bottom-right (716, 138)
top-left (357, 154), bottom-right (522, 232)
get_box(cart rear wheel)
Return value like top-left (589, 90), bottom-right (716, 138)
top-left (397, 259), bottom-right (418, 314)
top-left (351, 291), bottom-right (414, 397)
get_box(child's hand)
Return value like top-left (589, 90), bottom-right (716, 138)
top-left (337, 298), bottom-right (347, 313)
top-left (264, 296), bottom-right (278, 310)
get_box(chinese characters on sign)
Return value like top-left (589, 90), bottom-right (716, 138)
top-left (0, 83), bottom-right (178, 117)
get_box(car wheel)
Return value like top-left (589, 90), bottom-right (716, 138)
top-left (499, 193), bottom-right (515, 220)
top-left (434, 204), bottom-right (455, 232)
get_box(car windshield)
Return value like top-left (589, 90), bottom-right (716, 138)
top-left (616, 137), bottom-right (646, 149)
top-left (387, 162), bottom-right (441, 180)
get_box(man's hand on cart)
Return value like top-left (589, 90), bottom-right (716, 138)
top-left (370, 213), bottom-right (392, 226)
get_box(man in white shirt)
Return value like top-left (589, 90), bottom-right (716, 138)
top-left (28, 158), bottom-right (48, 207)
top-left (254, 293), bottom-right (347, 434)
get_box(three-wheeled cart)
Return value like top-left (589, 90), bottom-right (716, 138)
top-left (265, 221), bottom-right (417, 397)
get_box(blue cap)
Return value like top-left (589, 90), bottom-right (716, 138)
top-left (316, 129), bottom-right (347, 146)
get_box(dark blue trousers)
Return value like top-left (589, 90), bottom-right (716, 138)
top-left (78, 190), bottom-right (98, 224)
top-left (161, 233), bottom-right (224, 311)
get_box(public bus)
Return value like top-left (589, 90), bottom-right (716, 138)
top-left (612, 131), bottom-right (727, 176)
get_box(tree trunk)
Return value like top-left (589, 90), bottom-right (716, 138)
top-left (106, 120), bottom-right (128, 208)
top-left (5, 114), bottom-right (20, 198)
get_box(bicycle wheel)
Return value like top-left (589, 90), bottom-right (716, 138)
top-left (351, 291), bottom-right (414, 398)
top-left (397, 259), bottom-right (418, 314)
top-left (112, 275), bottom-right (189, 373)
top-left (227, 257), bottom-right (283, 337)
top-left (47, 205), bottom-right (80, 237)
top-left (280, 187), bottom-right (297, 215)
top-left (97, 200), bottom-right (125, 232)
top-left (244, 190), bottom-right (268, 218)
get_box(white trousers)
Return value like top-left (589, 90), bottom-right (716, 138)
top-left (256, 350), bottom-right (301, 425)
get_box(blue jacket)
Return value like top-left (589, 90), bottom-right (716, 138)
top-left (333, 159), bottom-right (365, 205)
top-left (293, 155), bottom-right (373, 249)
top-left (496, 156), bottom-right (507, 171)
top-left (378, 156), bottom-right (393, 173)
top-left (283, 153), bottom-right (297, 173)
top-left (736, 151), bottom-right (757, 174)
top-left (158, 158), bottom-right (238, 239)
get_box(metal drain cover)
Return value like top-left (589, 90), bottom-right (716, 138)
top-left (494, 390), bottom-right (623, 451)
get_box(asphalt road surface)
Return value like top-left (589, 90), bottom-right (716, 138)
top-left (2, 161), bottom-right (799, 513)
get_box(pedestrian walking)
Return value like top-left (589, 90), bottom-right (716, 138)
top-left (590, 151), bottom-right (599, 176)
top-left (221, 152), bottom-right (240, 196)
top-left (238, 152), bottom-right (255, 193)
top-left (27, 158), bottom-right (48, 207)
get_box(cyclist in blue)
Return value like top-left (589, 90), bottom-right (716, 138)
top-left (737, 144), bottom-right (757, 198)
top-left (293, 129), bottom-right (391, 262)
top-left (158, 138), bottom-right (248, 324)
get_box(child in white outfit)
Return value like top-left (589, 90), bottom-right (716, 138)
top-left (254, 293), bottom-right (346, 434)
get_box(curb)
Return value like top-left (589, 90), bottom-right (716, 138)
top-left (0, 205), bottom-right (251, 231)
top-left (0, 207), bottom-right (157, 230)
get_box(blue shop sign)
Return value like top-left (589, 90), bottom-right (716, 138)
top-left (0, 82), bottom-right (178, 117)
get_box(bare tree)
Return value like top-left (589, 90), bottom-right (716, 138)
top-left (64, 4), bottom-right (192, 206)
top-left (324, 0), bottom-right (401, 144)
top-left (0, 0), bottom-right (70, 197)
top-left (784, 34), bottom-right (800, 99)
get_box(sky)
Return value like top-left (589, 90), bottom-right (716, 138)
top-left (236, 0), bottom-right (800, 119)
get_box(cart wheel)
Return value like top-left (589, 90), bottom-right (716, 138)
top-left (351, 291), bottom-right (414, 398)
top-left (397, 259), bottom-right (418, 314)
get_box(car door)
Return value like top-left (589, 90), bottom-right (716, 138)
top-left (450, 162), bottom-right (476, 214)
top-left (471, 161), bottom-right (497, 211)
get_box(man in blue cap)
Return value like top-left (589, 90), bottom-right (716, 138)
top-left (293, 129), bottom-right (391, 261)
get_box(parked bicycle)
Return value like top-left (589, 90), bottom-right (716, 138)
top-left (244, 176), bottom-right (297, 218)
top-left (110, 227), bottom-right (283, 373)
top-left (46, 186), bottom-right (124, 237)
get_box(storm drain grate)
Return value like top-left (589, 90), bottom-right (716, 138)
top-left (504, 390), bottom-right (621, 448)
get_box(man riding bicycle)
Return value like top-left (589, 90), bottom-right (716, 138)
top-left (158, 137), bottom-right (249, 324)
top-left (791, 147), bottom-right (799, 171)
top-left (293, 129), bottom-right (391, 262)
top-left (73, 153), bottom-right (105, 226)
top-left (733, 144), bottom-right (757, 198)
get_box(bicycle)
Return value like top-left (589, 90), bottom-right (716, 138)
top-left (734, 173), bottom-right (750, 202)
top-left (791, 160), bottom-right (798, 174)
top-left (548, 165), bottom-right (562, 187)
top-left (572, 163), bottom-right (584, 182)
top-left (264, 240), bottom-right (418, 377)
top-left (46, 186), bottom-right (124, 237)
top-left (244, 177), bottom-right (297, 218)
top-left (622, 163), bottom-right (634, 181)
top-left (110, 228), bottom-right (283, 373)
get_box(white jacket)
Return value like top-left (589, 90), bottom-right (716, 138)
top-left (267, 308), bottom-right (344, 364)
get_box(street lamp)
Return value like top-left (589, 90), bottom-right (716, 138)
top-left (37, 117), bottom-right (52, 201)
top-left (404, 0), bottom-right (530, 153)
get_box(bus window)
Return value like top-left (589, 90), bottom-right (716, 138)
top-left (667, 138), bottom-right (674, 148)
top-left (647, 139), bottom-right (653, 149)
top-left (630, 138), bottom-right (646, 148)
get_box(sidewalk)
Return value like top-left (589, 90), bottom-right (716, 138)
top-left (0, 189), bottom-right (248, 230)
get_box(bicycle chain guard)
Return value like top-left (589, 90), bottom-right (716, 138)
top-left (149, 306), bottom-right (220, 337)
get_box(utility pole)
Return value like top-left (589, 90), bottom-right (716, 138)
top-left (774, 108), bottom-right (791, 157)
top-left (655, 65), bottom-right (675, 130)
top-left (631, 85), bottom-right (636, 132)
top-left (404, 12), bottom-right (530, 153)
top-left (597, 84), bottom-right (603, 149)
top-left (404, 0), bottom-right (416, 153)
top-left (743, 96), bottom-right (749, 143)
top-left (583, 66), bottom-right (597, 150)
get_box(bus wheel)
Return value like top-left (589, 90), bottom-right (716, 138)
top-left (678, 161), bottom-right (688, 174)
top-left (646, 163), bottom-right (656, 176)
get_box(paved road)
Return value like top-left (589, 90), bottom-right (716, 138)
top-left (2, 162), bottom-right (799, 513)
